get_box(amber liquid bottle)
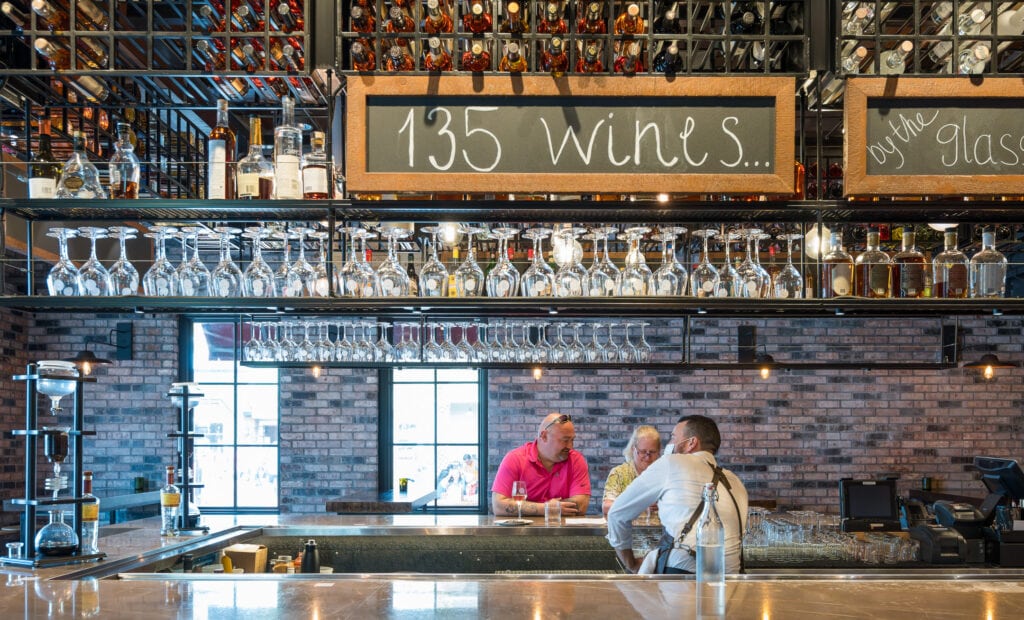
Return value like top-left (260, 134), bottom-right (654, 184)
top-left (853, 229), bottom-right (892, 298)
top-left (577, 1), bottom-right (606, 33)
top-left (498, 41), bottom-right (528, 72)
top-left (350, 41), bottom-right (376, 70)
top-left (613, 41), bottom-right (643, 74)
top-left (541, 36), bottom-right (570, 76)
top-left (613, 2), bottom-right (644, 35)
top-left (932, 229), bottom-right (969, 298)
top-left (423, 0), bottom-right (453, 33)
top-left (424, 37), bottom-right (454, 71)
top-left (463, 0), bottom-right (493, 34)
top-left (462, 42), bottom-right (491, 71)
top-left (821, 231), bottom-right (854, 297)
top-left (537, 2), bottom-right (567, 34)
top-left (892, 227), bottom-right (927, 298)
top-left (207, 98), bottom-right (237, 199)
top-left (576, 43), bottom-right (604, 73)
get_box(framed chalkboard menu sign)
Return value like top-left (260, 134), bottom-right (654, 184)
top-left (845, 77), bottom-right (1024, 197)
top-left (345, 76), bottom-right (795, 194)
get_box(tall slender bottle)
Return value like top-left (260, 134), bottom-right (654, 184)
top-left (160, 465), bottom-right (180, 537)
top-left (30, 118), bottom-right (61, 199)
top-left (970, 229), bottom-right (1008, 298)
top-left (302, 131), bottom-right (329, 199)
top-left (932, 229), bottom-right (969, 298)
top-left (109, 122), bottom-right (140, 199)
top-left (237, 116), bottom-right (275, 199)
top-left (892, 227), bottom-right (926, 298)
top-left (81, 470), bottom-right (99, 554)
top-left (274, 96), bottom-right (303, 199)
top-left (696, 482), bottom-right (725, 615)
top-left (853, 228), bottom-right (891, 298)
top-left (208, 99), bottom-right (237, 199)
top-left (821, 231), bottom-right (854, 297)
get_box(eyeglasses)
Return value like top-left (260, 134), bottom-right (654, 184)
top-left (634, 448), bottom-right (658, 458)
top-left (543, 414), bottom-right (571, 431)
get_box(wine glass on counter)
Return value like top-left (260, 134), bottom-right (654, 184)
top-left (419, 225), bottom-right (449, 297)
top-left (46, 227), bottom-right (82, 296)
top-left (107, 226), bottom-right (140, 295)
top-left (512, 480), bottom-right (528, 520)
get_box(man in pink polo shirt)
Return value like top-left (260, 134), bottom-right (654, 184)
top-left (491, 413), bottom-right (592, 517)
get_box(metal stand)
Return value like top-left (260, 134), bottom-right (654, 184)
top-left (166, 384), bottom-right (209, 535)
top-left (3, 364), bottom-right (106, 567)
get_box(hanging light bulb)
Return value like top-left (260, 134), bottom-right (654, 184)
top-left (532, 367), bottom-right (543, 380)
top-left (804, 225), bottom-right (832, 260)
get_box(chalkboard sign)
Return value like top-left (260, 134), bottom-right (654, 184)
top-left (845, 77), bottom-right (1024, 196)
top-left (345, 76), bottom-right (795, 194)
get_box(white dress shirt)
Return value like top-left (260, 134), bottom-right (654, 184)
top-left (606, 451), bottom-right (748, 574)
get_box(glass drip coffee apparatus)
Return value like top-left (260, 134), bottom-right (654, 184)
top-left (41, 426), bottom-right (70, 501)
top-left (34, 510), bottom-right (78, 557)
top-left (37, 361), bottom-right (78, 416)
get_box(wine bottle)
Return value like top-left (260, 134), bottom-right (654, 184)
top-left (498, 41), bottom-right (528, 72)
top-left (537, 2), bottom-right (567, 34)
top-left (208, 98), bottom-right (237, 200)
top-left (652, 40), bottom-right (684, 74)
top-left (540, 36), bottom-right (569, 76)
top-left (613, 2), bottom-right (644, 35)
top-left (237, 116), bottom-right (275, 199)
top-left (231, 2), bottom-right (262, 31)
top-left (109, 123), bottom-right (141, 199)
top-left (29, 117), bottom-right (61, 199)
top-left (302, 131), bottom-right (329, 199)
top-left (423, 0), bottom-right (453, 33)
top-left (461, 41), bottom-right (491, 71)
top-left (575, 43), bottom-right (603, 73)
top-left (274, 95), bottom-right (303, 199)
top-left (424, 37), bottom-right (454, 71)
top-left (272, 1), bottom-right (302, 32)
top-left (653, 2), bottom-right (679, 34)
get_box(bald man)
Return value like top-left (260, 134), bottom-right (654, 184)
top-left (491, 413), bottom-right (591, 517)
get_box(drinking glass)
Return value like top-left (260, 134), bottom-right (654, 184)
top-left (486, 227), bottom-right (521, 298)
top-left (690, 229), bottom-right (720, 298)
top-left (636, 322), bottom-right (653, 362)
top-left (472, 323), bottom-right (490, 361)
top-left (315, 321), bottom-right (334, 361)
top-left (751, 232), bottom-right (773, 298)
top-left (277, 322), bottom-right (297, 361)
top-left (334, 321), bottom-right (354, 362)
top-left (295, 322), bottom-right (316, 362)
top-left (586, 322), bottom-right (605, 363)
top-left (376, 226), bottom-right (411, 296)
top-left (273, 229), bottom-right (302, 298)
top-left (308, 230), bottom-right (331, 297)
top-left (290, 226), bottom-right (318, 297)
top-left (440, 323), bottom-right (459, 360)
top-left (355, 230), bottom-right (380, 298)
top-left (651, 226), bottom-right (688, 296)
top-left (242, 226), bottom-right (276, 297)
top-left (395, 323), bottom-right (420, 362)
top-left (535, 322), bottom-right (552, 363)
top-left (455, 322), bottom-right (475, 362)
top-left (716, 230), bottom-right (743, 297)
top-left (244, 323), bottom-right (262, 362)
top-left (376, 322), bottom-right (395, 362)
top-left (487, 320), bottom-right (505, 362)
top-left (584, 228), bottom-right (619, 297)
top-left (603, 322), bottom-right (621, 362)
top-left (178, 227), bottom-right (211, 297)
top-left (617, 226), bottom-right (652, 296)
top-left (418, 225), bottom-right (449, 297)
top-left (554, 228), bottom-right (588, 297)
top-left (211, 227), bottom-right (244, 297)
top-left (519, 322), bottom-right (537, 362)
top-left (549, 323), bottom-right (569, 363)
top-left (773, 233), bottom-right (805, 299)
top-left (356, 321), bottom-right (378, 362)
top-left (107, 226), bottom-right (140, 296)
top-left (263, 324), bottom-right (282, 362)
top-left (454, 225), bottom-right (487, 297)
top-left (76, 226), bottom-right (113, 296)
top-left (336, 226), bottom-right (366, 297)
top-left (423, 323), bottom-right (444, 362)
top-left (521, 228), bottom-right (555, 297)
top-left (620, 322), bottom-right (639, 363)
top-left (46, 227), bottom-right (81, 296)
top-left (511, 480), bottom-right (528, 519)
top-left (142, 226), bottom-right (179, 296)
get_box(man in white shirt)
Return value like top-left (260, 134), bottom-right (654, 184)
top-left (606, 415), bottom-right (748, 574)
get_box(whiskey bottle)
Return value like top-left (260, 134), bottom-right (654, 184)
top-left (29, 118), bottom-right (61, 199)
top-left (56, 130), bottom-right (107, 199)
top-left (270, 39), bottom-right (302, 71)
top-left (613, 41), bottom-right (643, 74)
top-left (461, 41), bottom-right (491, 71)
top-left (350, 41), bottom-right (376, 70)
top-left (423, 0), bottom-right (453, 34)
top-left (540, 36), bottom-right (569, 76)
top-left (970, 229), bottom-right (1007, 298)
top-left (208, 98), bottom-right (237, 200)
top-left (383, 44), bottom-right (415, 71)
top-left (237, 116), bottom-right (274, 199)
top-left (274, 95), bottom-right (303, 199)
top-left (853, 228), bottom-right (891, 298)
top-left (33, 35), bottom-right (106, 73)
top-left (892, 226), bottom-right (927, 298)
top-left (31, 0), bottom-right (106, 31)
top-left (2, 1), bottom-right (30, 27)
top-left (349, 4), bottom-right (375, 32)
top-left (652, 40), bottom-right (684, 74)
top-left (577, 1), bottom-right (606, 33)
top-left (109, 123), bottom-right (140, 199)
top-left (653, 2), bottom-right (680, 34)
top-left (302, 131), bottom-right (329, 199)
top-left (385, 5), bottom-right (416, 45)
top-left (613, 2), bottom-right (644, 35)
top-left (537, 2), bottom-right (567, 34)
top-left (194, 3), bottom-right (225, 32)
top-left (231, 2), bottom-right (262, 31)
top-left (194, 40), bottom-right (250, 98)
top-left (500, 0), bottom-right (528, 34)
top-left (821, 231), bottom-right (854, 297)
top-left (272, 1), bottom-right (302, 32)
top-left (932, 229), bottom-right (969, 298)
top-left (81, 471), bottom-right (99, 554)
top-left (424, 37), bottom-right (454, 71)
top-left (160, 466), bottom-right (180, 537)
top-left (231, 40), bottom-right (262, 73)
top-left (498, 41), bottom-right (528, 72)
top-left (575, 43), bottom-right (603, 73)
top-left (463, 0), bottom-right (493, 34)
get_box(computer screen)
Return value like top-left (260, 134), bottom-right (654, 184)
top-left (973, 456), bottom-right (1024, 501)
top-left (840, 479), bottom-right (898, 520)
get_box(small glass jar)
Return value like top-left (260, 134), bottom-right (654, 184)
top-left (35, 510), bottom-right (79, 556)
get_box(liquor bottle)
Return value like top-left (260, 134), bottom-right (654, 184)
top-left (537, 1), bottom-right (567, 34)
top-left (270, 39), bottom-right (302, 71)
top-left (575, 43), bottom-right (603, 73)
top-left (892, 227), bottom-right (927, 298)
top-left (932, 230), bottom-right (969, 298)
top-left (272, 1), bottom-right (302, 32)
top-left (696, 482), bottom-right (725, 594)
top-left (843, 4), bottom-right (872, 35)
top-left (29, 118), bottom-right (61, 199)
top-left (877, 40), bottom-right (913, 75)
top-left (463, 0), bottom-right (492, 34)
top-left (302, 131), bottom-right (329, 199)
top-left (424, 37), bottom-right (454, 71)
top-left (461, 41), bottom-right (491, 71)
top-left (232, 40), bottom-right (261, 72)
top-left (613, 41), bottom-right (642, 74)
top-left (194, 40), bottom-right (251, 98)
top-left (826, 161), bottom-right (844, 200)
top-left (970, 229), bottom-right (1008, 298)
top-left (500, 0), bottom-right (529, 34)
top-left (577, 0), bottom-right (606, 33)
top-left (540, 36), bottom-right (569, 76)
top-left (56, 130), bottom-right (107, 199)
top-left (33, 35), bottom-right (105, 72)
top-left (653, 2), bottom-right (680, 34)
top-left (237, 116), bottom-right (275, 199)
top-left (31, 0), bottom-right (106, 31)
top-left (613, 2), bottom-right (643, 35)
top-left (231, 2), bottom-right (262, 31)
top-left (726, 1), bottom-right (761, 34)
top-left (350, 4), bottom-right (375, 32)
top-left (274, 96), bottom-right (303, 199)
top-left (208, 99), bottom-right (237, 200)
top-left (352, 0), bottom-right (377, 18)
top-left (195, 3), bottom-right (225, 32)
top-left (109, 123), bottom-right (140, 199)
top-left (383, 44), bottom-right (415, 71)
top-left (423, 0), bottom-right (453, 34)
top-left (498, 41), bottom-right (528, 72)
top-left (927, 8), bottom-right (986, 64)
top-left (652, 40), bottom-right (684, 74)
top-left (948, 42), bottom-right (990, 75)
top-left (2, 1), bottom-right (30, 27)
top-left (160, 465), bottom-right (180, 537)
top-left (385, 5), bottom-right (416, 44)
top-left (820, 231), bottom-right (854, 298)
top-left (81, 470), bottom-right (99, 554)
top-left (853, 228), bottom-right (891, 298)
top-left (350, 40), bottom-right (376, 70)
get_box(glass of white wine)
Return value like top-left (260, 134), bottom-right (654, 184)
top-left (511, 480), bottom-right (528, 520)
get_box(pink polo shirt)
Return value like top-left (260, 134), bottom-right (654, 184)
top-left (491, 441), bottom-right (591, 503)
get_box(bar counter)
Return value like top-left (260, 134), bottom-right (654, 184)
top-left (2, 514), bottom-right (1024, 618)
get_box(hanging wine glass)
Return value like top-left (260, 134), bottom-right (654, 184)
top-left (440, 323), bottom-right (460, 360)
top-left (486, 227), bottom-right (521, 298)
top-left (651, 226), bottom-right (689, 296)
top-left (290, 226), bottom-right (318, 297)
top-left (106, 226), bottom-right (140, 296)
top-left (376, 322), bottom-right (395, 362)
top-left (277, 322), bottom-right (298, 362)
top-left (455, 322), bottom-right (475, 362)
top-left (315, 321), bottom-right (333, 361)
top-left (751, 232), bottom-right (773, 298)
top-left (736, 227), bottom-right (765, 299)
top-left (334, 320), bottom-right (354, 362)
top-left (603, 322), bottom-right (621, 362)
top-left (472, 322), bottom-right (490, 361)
top-left (422, 323), bottom-right (443, 362)
top-left (454, 225), bottom-right (487, 297)
top-left (263, 323), bottom-right (281, 362)
top-left (549, 322), bottom-right (569, 363)
top-left (521, 227), bottom-right (555, 297)
top-left (210, 227), bottom-right (244, 297)
top-left (294, 322), bottom-right (315, 362)
top-left (716, 229), bottom-right (743, 297)
top-left (418, 225), bottom-right (449, 297)
top-left (636, 322), bottom-right (653, 362)
top-left (376, 226), bottom-right (412, 296)
top-left (76, 226), bottom-right (113, 296)
top-left (616, 226), bottom-right (652, 296)
top-left (356, 320), bottom-right (378, 361)
top-left (535, 322), bottom-right (552, 363)
top-left (568, 322), bottom-right (587, 363)
top-left (395, 323), bottom-right (420, 362)
top-left (518, 322), bottom-right (536, 362)
top-left (242, 226), bottom-right (276, 297)
top-left (487, 320), bottom-right (505, 362)
top-left (307, 230), bottom-right (332, 297)
top-left (554, 228), bottom-right (588, 297)
top-left (46, 227), bottom-right (82, 296)
top-left (244, 322), bottom-right (263, 362)
top-left (586, 322), bottom-right (605, 363)
top-left (271, 228), bottom-right (299, 297)
top-left (142, 225), bottom-right (179, 296)
top-left (336, 226), bottom-right (366, 297)
top-left (690, 229), bottom-right (720, 298)
top-left (355, 230), bottom-right (380, 298)
top-left (585, 228), bottom-right (619, 297)
top-left (178, 227), bottom-right (211, 297)
top-left (773, 233), bottom-right (805, 299)
top-left (620, 322), bottom-right (639, 364)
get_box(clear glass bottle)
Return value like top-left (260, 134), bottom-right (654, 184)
top-left (56, 130), bottom-right (107, 199)
top-left (274, 96), bottom-right (303, 199)
top-left (933, 230), bottom-right (969, 298)
top-left (696, 482), bottom-right (725, 588)
top-left (109, 122), bottom-right (140, 199)
top-left (237, 116), bottom-right (274, 200)
top-left (35, 510), bottom-right (79, 556)
top-left (30, 117), bottom-right (61, 199)
top-left (877, 39), bottom-right (913, 75)
top-left (821, 231), bottom-right (854, 297)
top-left (854, 229), bottom-right (892, 298)
top-left (302, 131), bottom-right (329, 199)
top-left (81, 470), bottom-right (99, 554)
top-left (892, 227), bottom-right (927, 298)
top-left (160, 465), bottom-right (181, 536)
top-left (208, 98), bottom-right (236, 200)
top-left (970, 229), bottom-right (1008, 298)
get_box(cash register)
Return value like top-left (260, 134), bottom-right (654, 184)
top-left (973, 456), bottom-right (1024, 566)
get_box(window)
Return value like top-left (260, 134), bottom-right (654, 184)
top-left (385, 368), bottom-right (485, 511)
top-left (186, 319), bottom-right (279, 511)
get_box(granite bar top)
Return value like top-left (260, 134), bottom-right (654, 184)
top-left (325, 487), bottom-right (439, 513)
